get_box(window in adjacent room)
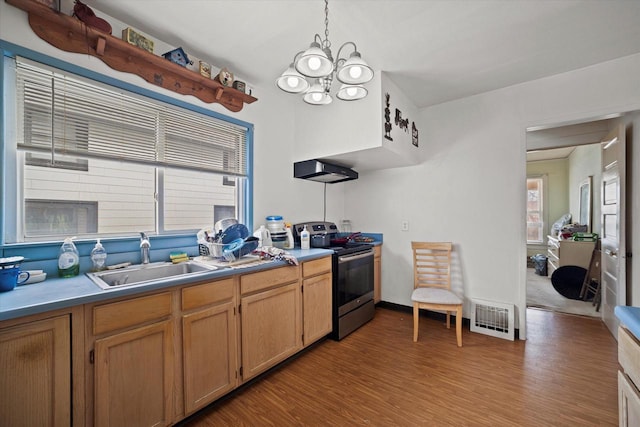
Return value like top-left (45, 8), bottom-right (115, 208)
top-left (526, 177), bottom-right (544, 244)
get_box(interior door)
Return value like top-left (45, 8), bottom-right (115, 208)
top-left (600, 124), bottom-right (626, 337)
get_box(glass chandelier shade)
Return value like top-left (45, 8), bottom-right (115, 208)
top-left (303, 80), bottom-right (333, 105)
top-left (277, 0), bottom-right (373, 105)
top-left (276, 63), bottom-right (310, 93)
top-left (336, 84), bottom-right (367, 101)
top-left (295, 42), bottom-right (334, 78)
top-left (336, 51), bottom-right (374, 85)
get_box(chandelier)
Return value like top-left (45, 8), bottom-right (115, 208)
top-left (276, 0), bottom-right (374, 105)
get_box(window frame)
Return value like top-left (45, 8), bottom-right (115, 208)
top-left (1, 41), bottom-right (254, 246)
top-left (526, 175), bottom-right (546, 245)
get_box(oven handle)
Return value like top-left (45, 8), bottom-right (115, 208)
top-left (338, 250), bottom-right (374, 264)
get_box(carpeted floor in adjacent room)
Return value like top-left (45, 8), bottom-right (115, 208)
top-left (526, 267), bottom-right (599, 317)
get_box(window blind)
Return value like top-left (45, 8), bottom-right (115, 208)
top-left (15, 58), bottom-right (248, 176)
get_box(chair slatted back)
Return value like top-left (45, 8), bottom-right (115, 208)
top-left (412, 242), bottom-right (452, 291)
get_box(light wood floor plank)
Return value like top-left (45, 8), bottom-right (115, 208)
top-left (179, 307), bottom-right (618, 426)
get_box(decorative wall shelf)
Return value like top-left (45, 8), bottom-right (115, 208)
top-left (6, 0), bottom-right (257, 112)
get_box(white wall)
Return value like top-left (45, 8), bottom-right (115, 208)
top-left (345, 53), bottom-right (640, 339)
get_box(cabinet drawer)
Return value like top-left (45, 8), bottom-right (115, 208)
top-left (182, 278), bottom-right (235, 311)
top-left (93, 292), bottom-right (172, 335)
top-left (302, 257), bottom-right (331, 278)
top-left (620, 326), bottom-right (640, 388)
top-left (241, 266), bottom-right (299, 295)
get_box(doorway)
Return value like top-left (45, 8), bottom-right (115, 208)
top-left (525, 120), bottom-right (612, 318)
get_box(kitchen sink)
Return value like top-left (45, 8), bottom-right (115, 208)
top-left (87, 261), bottom-right (218, 290)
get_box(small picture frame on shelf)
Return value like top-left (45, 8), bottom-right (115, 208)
top-left (36, 0), bottom-right (60, 11)
top-left (122, 27), bottom-right (154, 53)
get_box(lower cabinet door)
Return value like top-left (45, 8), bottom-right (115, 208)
top-left (182, 301), bottom-right (237, 415)
top-left (0, 315), bottom-right (70, 427)
top-left (303, 272), bottom-right (332, 345)
top-left (241, 282), bottom-right (302, 381)
top-left (619, 370), bottom-right (640, 426)
top-left (94, 320), bottom-right (174, 427)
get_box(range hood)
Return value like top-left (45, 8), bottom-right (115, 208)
top-left (293, 159), bottom-right (358, 184)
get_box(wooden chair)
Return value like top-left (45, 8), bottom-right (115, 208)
top-left (411, 242), bottom-right (463, 347)
top-left (580, 240), bottom-right (602, 311)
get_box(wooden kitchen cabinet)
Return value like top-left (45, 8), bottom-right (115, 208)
top-left (374, 245), bottom-right (382, 303)
top-left (240, 266), bottom-right (302, 381)
top-left (302, 256), bottom-right (332, 346)
top-left (0, 314), bottom-right (71, 427)
top-left (618, 326), bottom-right (640, 426)
top-left (181, 278), bottom-right (238, 415)
top-left (90, 292), bottom-right (174, 427)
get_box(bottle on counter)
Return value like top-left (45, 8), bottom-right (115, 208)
top-left (90, 238), bottom-right (107, 271)
top-left (300, 225), bottom-right (310, 250)
top-left (284, 223), bottom-right (295, 249)
top-left (58, 236), bottom-right (80, 278)
top-left (253, 225), bottom-right (272, 247)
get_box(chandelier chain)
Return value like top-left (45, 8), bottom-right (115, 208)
top-left (323, 0), bottom-right (331, 49)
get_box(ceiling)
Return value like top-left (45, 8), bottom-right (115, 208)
top-left (82, 0), bottom-right (640, 109)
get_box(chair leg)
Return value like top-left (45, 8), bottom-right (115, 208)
top-left (446, 311), bottom-right (451, 329)
top-left (455, 306), bottom-right (462, 347)
top-left (413, 304), bottom-right (419, 342)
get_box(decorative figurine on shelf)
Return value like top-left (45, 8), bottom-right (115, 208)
top-left (73, 0), bottom-right (112, 34)
top-left (215, 68), bottom-right (235, 87)
top-left (162, 47), bottom-right (190, 67)
top-left (199, 61), bottom-right (212, 78)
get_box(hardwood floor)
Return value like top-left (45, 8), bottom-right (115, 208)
top-left (179, 307), bottom-right (619, 426)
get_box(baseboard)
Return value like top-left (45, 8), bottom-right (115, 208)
top-left (376, 300), bottom-right (520, 339)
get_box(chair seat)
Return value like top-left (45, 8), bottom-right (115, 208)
top-left (411, 287), bottom-right (462, 305)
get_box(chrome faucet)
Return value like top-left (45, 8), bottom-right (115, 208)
top-left (140, 232), bottom-right (151, 264)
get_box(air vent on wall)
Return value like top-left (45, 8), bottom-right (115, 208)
top-left (470, 299), bottom-right (515, 341)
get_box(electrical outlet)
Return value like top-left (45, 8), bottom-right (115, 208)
top-left (401, 221), bottom-right (409, 231)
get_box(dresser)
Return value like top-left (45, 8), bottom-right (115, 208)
top-left (546, 235), bottom-right (596, 276)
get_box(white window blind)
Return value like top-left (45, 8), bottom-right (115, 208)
top-left (15, 58), bottom-right (247, 176)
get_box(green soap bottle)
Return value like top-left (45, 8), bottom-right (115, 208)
top-left (58, 236), bottom-right (80, 278)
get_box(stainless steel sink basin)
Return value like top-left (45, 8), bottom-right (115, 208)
top-left (87, 261), bottom-right (218, 289)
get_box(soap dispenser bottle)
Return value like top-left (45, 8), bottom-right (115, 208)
top-left (58, 236), bottom-right (80, 278)
top-left (300, 225), bottom-right (310, 250)
top-left (284, 223), bottom-right (295, 249)
top-left (90, 239), bottom-right (107, 271)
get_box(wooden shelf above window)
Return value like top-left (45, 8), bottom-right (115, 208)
top-left (6, 0), bottom-right (257, 112)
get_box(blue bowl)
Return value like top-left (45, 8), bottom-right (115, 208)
top-left (220, 224), bottom-right (249, 244)
top-left (222, 238), bottom-right (259, 261)
top-left (238, 239), bottom-right (259, 257)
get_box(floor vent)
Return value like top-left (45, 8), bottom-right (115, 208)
top-left (470, 299), bottom-right (515, 341)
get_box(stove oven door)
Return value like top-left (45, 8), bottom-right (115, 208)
top-left (336, 249), bottom-right (374, 316)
